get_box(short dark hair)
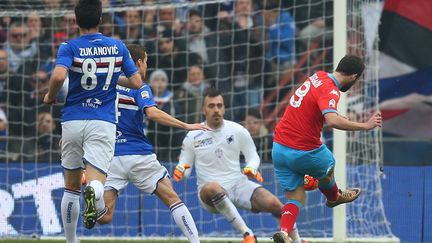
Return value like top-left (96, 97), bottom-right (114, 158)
top-left (246, 108), bottom-right (262, 120)
top-left (203, 88), bottom-right (222, 100)
top-left (189, 9), bottom-right (202, 19)
top-left (75, 0), bottom-right (102, 29)
top-left (126, 44), bottom-right (147, 63)
top-left (335, 54), bottom-right (365, 78)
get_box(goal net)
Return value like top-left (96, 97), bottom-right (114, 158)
top-left (0, 0), bottom-right (396, 241)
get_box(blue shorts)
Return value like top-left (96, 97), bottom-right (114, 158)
top-left (272, 142), bottom-right (335, 191)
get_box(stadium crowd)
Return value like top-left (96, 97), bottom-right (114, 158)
top-left (0, 0), bottom-right (333, 163)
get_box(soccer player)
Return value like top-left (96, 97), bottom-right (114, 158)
top-left (173, 89), bottom-right (307, 243)
top-left (43, 0), bottom-right (142, 242)
top-left (271, 55), bottom-right (382, 243)
top-left (96, 44), bottom-right (209, 243)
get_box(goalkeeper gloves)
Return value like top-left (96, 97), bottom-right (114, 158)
top-left (173, 163), bottom-right (191, 182)
top-left (304, 174), bottom-right (318, 191)
top-left (243, 166), bottom-right (264, 183)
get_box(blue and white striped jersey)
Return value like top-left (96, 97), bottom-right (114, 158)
top-left (56, 33), bottom-right (138, 123)
top-left (114, 84), bottom-right (156, 156)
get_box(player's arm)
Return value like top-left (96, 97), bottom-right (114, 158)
top-left (117, 73), bottom-right (142, 89)
top-left (43, 66), bottom-right (67, 104)
top-left (145, 106), bottom-right (210, 131)
top-left (324, 112), bottom-right (382, 131)
top-left (173, 135), bottom-right (195, 181)
top-left (239, 127), bottom-right (263, 182)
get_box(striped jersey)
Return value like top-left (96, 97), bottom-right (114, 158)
top-left (274, 71), bottom-right (341, 150)
top-left (114, 84), bottom-right (156, 156)
top-left (56, 33), bottom-right (138, 123)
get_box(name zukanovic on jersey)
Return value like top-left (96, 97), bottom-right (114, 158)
top-left (56, 33), bottom-right (138, 123)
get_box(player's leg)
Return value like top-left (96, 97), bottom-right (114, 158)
top-left (62, 170), bottom-right (82, 243)
top-left (98, 156), bottom-right (129, 224)
top-left (272, 142), bottom-right (307, 242)
top-left (249, 187), bottom-right (306, 243)
top-left (82, 120), bottom-right (116, 229)
top-left (314, 146), bottom-right (361, 208)
top-left (154, 177), bottom-right (200, 243)
top-left (199, 182), bottom-right (255, 242)
top-left (97, 189), bottom-right (118, 224)
top-left (61, 121), bottom-right (86, 243)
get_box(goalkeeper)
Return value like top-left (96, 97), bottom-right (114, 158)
top-left (94, 44), bottom-right (209, 243)
top-left (174, 89), bottom-right (306, 243)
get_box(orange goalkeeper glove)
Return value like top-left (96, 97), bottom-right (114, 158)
top-left (243, 166), bottom-right (264, 183)
top-left (304, 174), bottom-right (318, 191)
top-left (173, 163), bottom-right (191, 182)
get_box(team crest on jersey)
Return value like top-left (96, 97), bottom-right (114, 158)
top-left (329, 99), bottom-right (336, 108)
top-left (330, 89), bottom-right (339, 97)
top-left (141, 90), bottom-right (149, 99)
top-left (194, 137), bottom-right (213, 148)
top-left (226, 135), bottom-right (234, 144)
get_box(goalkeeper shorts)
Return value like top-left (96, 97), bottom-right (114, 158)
top-left (272, 142), bottom-right (335, 191)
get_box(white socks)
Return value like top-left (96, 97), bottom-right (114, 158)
top-left (211, 193), bottom-right (253, 236)
top-left (170, 202), bottom-right (200, 243)
top-left (61, 189), bottom-right (80, 243)
top-left (88, 180), bottom-right (105, 212)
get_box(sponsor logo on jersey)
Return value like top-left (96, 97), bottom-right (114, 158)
top-left (115, 130), bottom-right (127, 143)
top-left (330, 89), bottom-right (339, 97)
top-left (226, 135), bottom-right (234, 144)
top-left (82, 98), bottom-right (102, 108)
top-left (329, 99), bottom-right (336, 108)
top-left (194, 137), bottom-right (213, 148)
top-left (310, 73), bottom-right (322, 88)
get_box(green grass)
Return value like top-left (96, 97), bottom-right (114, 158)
top-left (0, 241), bottom-right (250, 243)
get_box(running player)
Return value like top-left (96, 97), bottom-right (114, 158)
top-left (43, 0), bottom-right (142, 242)
top-left (271, 55), bottom-right (382, 243)
top-left (174, 89), bottom-right (308, 243)
top-left (96, 44), bottom-right (209, 243)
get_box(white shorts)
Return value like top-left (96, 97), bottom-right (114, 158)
top-left (61, 120), bottom-right (116, 174)
top-left (198, 176), bottom-right (261, 213)
top-left (105, 154), bottom-right (168, 194)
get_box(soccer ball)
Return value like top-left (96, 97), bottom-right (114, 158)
top-left (304, 175), bottom-right (318, 191)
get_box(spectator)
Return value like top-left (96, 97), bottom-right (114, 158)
top-left (36, 112), bottom-right (60, 162)
top-left (244, 108), bottom-right (272, 163)
top-left (147, 69), bottom-right (181, 161)
top-left (0, 49), bottom-right (7, 104)
top-left (57, 13), bottom-right (79, 39)
top-left (153, 29), bottom-right (201, 89)
top-left (122, 9), bottom-right (143, 44)
top-left (100, 13), bottom-right (122, 39)
top-left (262, 3), bottom-right (296, 86)
top-left (142, 0), bottom-right (157, 38)
top-left (0, 107), bottom-right (7, 152)
top-left (184, 9), bottom-right (230, 91)
top-left (156, 5), bottom-right (182, 35)
top-left (3, 21), bottom-right (39, 74)
top-left (175, 65), bottom-right (208, 124)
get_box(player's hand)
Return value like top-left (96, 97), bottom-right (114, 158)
top-left (365, 112), bottom-right (382, 129)
top-left (43, 93), bottom-right (56, 105)
top-left (303, 175), bottom-right (318, 191)
top-left (185, 123), bottom-right (212, 131)
top-left (173, 163), bottom-right (191, 182)
top-left (243, 166), bottom-right (264, 183)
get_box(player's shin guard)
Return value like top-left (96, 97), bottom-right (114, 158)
top-left (170, 202), bottom-right (200, 243)
top-left (280, 200), bottom-right (301, 234)
top-left (211, 192), bottom-right (253, 236)
top-left (62, 188), bottom-right (80, 243)
top-left (318, 178), bottom-right (339, 202)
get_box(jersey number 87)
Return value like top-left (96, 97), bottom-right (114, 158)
top-left (81, 57), bottom-right (116, 91)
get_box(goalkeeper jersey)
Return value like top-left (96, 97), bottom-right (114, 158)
top-left (56, 32), bottom-right (138, 123)
top-left (274, 71), bottom-right (341, 151)
top-left (179, 120), bottom-right (260, 189)
top-left (114, 84), bottom-right (156, 156)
